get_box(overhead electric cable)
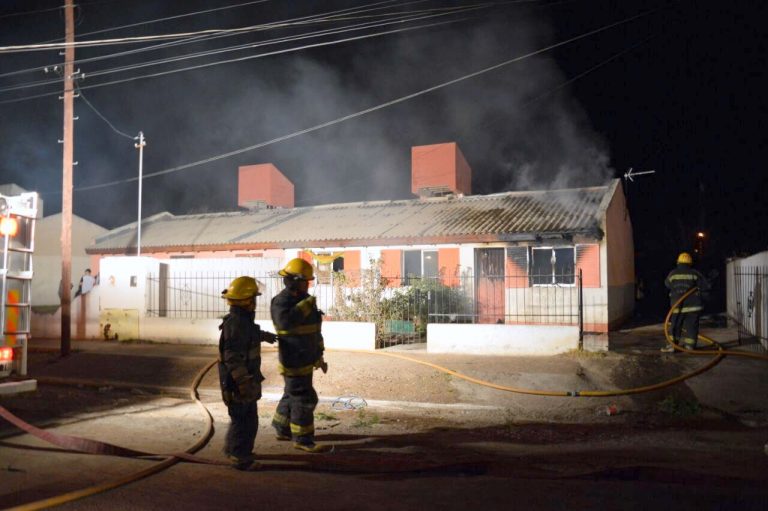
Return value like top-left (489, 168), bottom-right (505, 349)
top-left (0, 9), bottom-right (484, 104)
top-left (294, 35), bottom-right (656, 206)
top-left (75, 84), bottom-right (135, 140)
top-left (0, 4), bottom-right (62, 21)
top-left (51, 6), bottom-right (661, 195)
top-left (0, 4), bottom-right (482, 94)
top-left (0, 0), bottom-right (418, 78)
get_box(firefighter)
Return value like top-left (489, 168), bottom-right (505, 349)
top-left (662, 252), bottom-right (710, 353)
top-left (219, 276), bottom-right (276, 470)
top-left (270, 258), bottom-right (330, 453)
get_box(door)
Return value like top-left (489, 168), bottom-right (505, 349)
top-left (475, 248), bottom-right (505, 324)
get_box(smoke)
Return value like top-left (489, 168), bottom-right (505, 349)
top-left (0, 1), bottom-right (616, 229)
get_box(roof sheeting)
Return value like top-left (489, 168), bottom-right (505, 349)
top-left (89, 181), bottom-right (616, 253)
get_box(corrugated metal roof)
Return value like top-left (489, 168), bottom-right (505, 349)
top-left (89, 181), bottom-right (616, 253)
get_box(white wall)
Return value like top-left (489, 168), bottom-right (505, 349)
top-left (32, 214), bottom-right (107, 305)
top-left (31, 286), bottom-right (102, 339)
top-left (427, 323), bottom-right (579, 355)
top-left (726, 251), bottom-right (767, 348)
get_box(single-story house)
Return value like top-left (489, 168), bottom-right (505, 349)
top-left (86, 143), bottom-right (635, 352)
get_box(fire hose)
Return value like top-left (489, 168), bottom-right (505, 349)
top-left (1, 287), bottom-right (767, 510)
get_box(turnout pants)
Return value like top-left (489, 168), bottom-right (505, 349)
top-left (225, 400), bottom-right (258, 459)
top-left (670, 311), bottom-right (700, 349)
top-left (272, 374), bottom-right (318, 444)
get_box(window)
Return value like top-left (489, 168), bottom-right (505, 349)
top-left (401, 250), bottom-right (439, 285)
top-left (423, 251), bottom-right (438, 278)
top-left (530, 247), bottom-right (575, 285)
top-left (332, 256), bottom-right (344, 272)
top-left (402, 250), bottom-right (421, 285)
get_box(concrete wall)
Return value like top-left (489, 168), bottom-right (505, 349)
top-left (427, 323), bottom-right (579, 355)
top-left (726, 252), bottom-right (767, 349)
top-left (31, 286), bottom-right (102, 339)
top-left (33, 214), bottom-right (107, 305)
top-left (603, 181), bottom-right (635, 328)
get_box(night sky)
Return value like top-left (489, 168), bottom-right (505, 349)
top-left (1, 0), bottom-right (766, 310)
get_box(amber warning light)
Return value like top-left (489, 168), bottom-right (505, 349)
top-left (0, 347), bottom-right (13, 362)
top-left (0, 217), bottom-right (18, 237)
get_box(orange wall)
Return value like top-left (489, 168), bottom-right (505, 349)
top-left (238, 163), bottom-right (294, 208)
top-left (576, 244), bottom-right (600, 288)
top-left (411, 142), bottom-right (472, 196)
top-left (605, 186), bottom-right (635, 287)
top-left (343, 250), bottom-right (361, 286)
top-left (380, 249), bottom-right (401, 287)
top-left (438, 248), bottom-right (460, 286)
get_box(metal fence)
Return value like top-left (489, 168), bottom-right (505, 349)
top-left (147, 270), bottom-right (583, 348)
top-left (731, 266), bottom-right (767, 353)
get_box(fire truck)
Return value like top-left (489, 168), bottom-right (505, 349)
top-left (0, 191), bottom-right (38, 391)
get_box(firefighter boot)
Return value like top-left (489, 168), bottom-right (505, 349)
top-left (293, 441), bottom-right (332, 453)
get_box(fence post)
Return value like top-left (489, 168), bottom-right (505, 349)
top-left (578, 268), bottom-right (584, 349)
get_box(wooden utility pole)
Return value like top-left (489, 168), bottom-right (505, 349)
top-left (60, 0), bottom-right (75, 357)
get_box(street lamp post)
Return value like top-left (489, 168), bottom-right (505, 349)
top-left (135, 131), bottom-right (146, 256)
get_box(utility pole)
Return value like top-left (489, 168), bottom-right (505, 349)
top-left (60, 0), bottom-right (75, 357)
top-left (135, 131), bottom-right (146, 257)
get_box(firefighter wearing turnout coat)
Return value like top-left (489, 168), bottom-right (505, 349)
top-left (271, 258), bottom-right (330, 453)
top-left (662, 252), bottom-right (710, 352)
top-left (218, 276), bottom-right (276, 469)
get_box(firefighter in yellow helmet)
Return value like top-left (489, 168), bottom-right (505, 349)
top-left (270, 258), bottom-right (330, 453)
top-left (662, 252), bottom-right (710, 353)
top-left (218, 276), bottom-right (276, 469)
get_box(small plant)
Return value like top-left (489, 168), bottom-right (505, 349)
top-left (352, 408), bottom-right (380, 428)
top-left (315, 412), bottom-right (338, 421)
top-left (658, 395), bottom-right (701, 416)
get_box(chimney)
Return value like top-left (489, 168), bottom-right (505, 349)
top-left (238, 164), bottom-right (294, 209)
top-left (411, 142), bottom-right (472, 198)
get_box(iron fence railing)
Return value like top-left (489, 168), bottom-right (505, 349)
top-left (147, 270), bottom-right (584, 348)
top-left (732, 266), bottom-right (767, 353)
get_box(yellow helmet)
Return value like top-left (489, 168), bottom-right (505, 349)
top-left (677, 252), bottom-right (693, 265)
top-left (221, 276), bottom-right (261, 300)
top-left (278, 258), bottom-right (315, 281)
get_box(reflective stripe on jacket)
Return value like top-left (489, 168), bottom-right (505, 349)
top-left (664, 264), bottom-right (709, 311)
top-left (271, 287), bottom-right (324, 372)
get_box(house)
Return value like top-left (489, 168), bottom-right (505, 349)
top-left (87, 143), bottom-right (635, 353)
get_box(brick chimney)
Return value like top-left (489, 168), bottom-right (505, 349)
top-left (238, 164), bottom-right (294, 209)
top-left (411, 142), bottom-right (472, 198)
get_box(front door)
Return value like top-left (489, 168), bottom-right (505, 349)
top-left (475, 248), bottom-right (505, 324)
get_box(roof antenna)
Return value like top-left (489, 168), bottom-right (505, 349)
top-left (623, 167), bottom-right (656, 182)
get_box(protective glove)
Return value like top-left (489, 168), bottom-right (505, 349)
top-left (261, 331), bottom-right (277, 344)
top-left (314, 356), bottom-right (328, 374)
top-left (236, 376), bottom-right (260, 402)
top-left (296, 295), bottom-right (316, 317)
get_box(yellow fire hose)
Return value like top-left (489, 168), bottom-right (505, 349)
top-left (4, 288), bottom-right (767, 510)
top-left (359, 287), bottom-right (768, 397)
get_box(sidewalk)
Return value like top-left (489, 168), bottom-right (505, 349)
top-left (21, 326), bottom-right (768, 426)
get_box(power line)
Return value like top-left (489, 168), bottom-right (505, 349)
top-left (0, 8), bottom-right (486, 105)
top-left (0, 4), bottom-right (62, 21)
top-left (75, 83), bottom-right (136, 140)
top-left (52, 6), bottom-right (662, 195)
top-left (0, 4), bottom-right (482, 94)
top-left (0, 0), bottom-right (422, 78)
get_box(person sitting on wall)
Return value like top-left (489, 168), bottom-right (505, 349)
top-left (74, 269), bottom-right (96, 298)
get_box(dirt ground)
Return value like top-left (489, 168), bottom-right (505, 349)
top-left (1, 324), bottom-right (767, 510)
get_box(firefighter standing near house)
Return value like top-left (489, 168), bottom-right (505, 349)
top-left (218, 276), bottom-right (276, 470)
top-left (662, 252), bottom-right (710, 352)
top-left (270, 258), bottom-right (330, 453)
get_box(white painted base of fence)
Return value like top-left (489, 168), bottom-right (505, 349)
top-left (427, 323), bottom-right (579, 355)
